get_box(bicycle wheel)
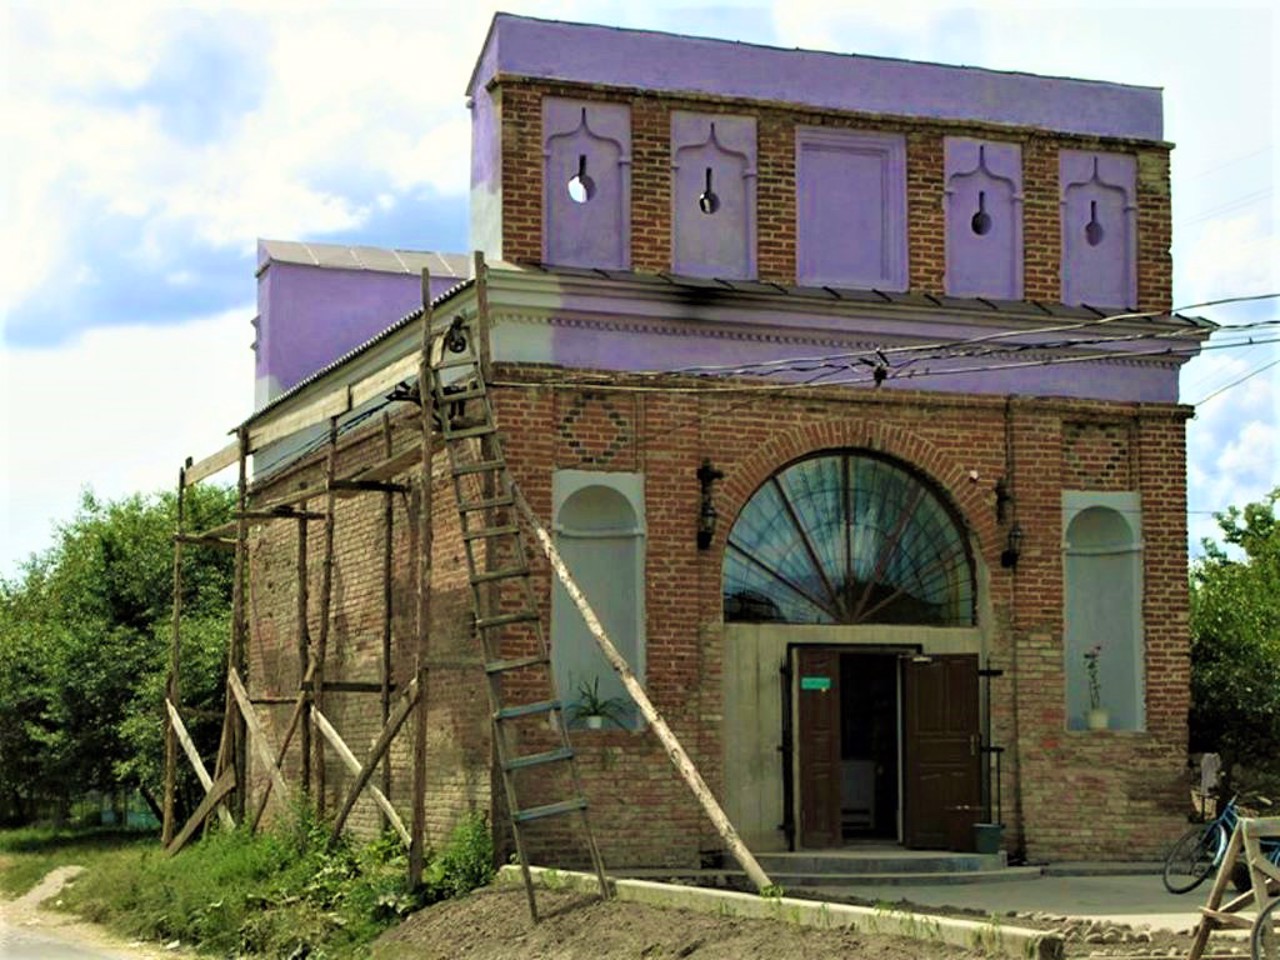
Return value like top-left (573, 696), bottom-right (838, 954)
top-left (1251, 895), bottom-right (1280, 960)
top-left (1163, 823), bottom-right (1225, 894)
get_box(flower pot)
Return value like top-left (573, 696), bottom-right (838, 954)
top-left (1087, 708), bottom-right (1109, 730)
top-left (584, 715), bottom-right (605, 730)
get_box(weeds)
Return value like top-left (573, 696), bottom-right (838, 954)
top-left (46, 808), bottom-right (495, 959)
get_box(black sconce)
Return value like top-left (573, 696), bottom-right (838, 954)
top-left (696, 459), bottom-right (724, 550)
top-left (1000, 523), bottom-right (1024, 569)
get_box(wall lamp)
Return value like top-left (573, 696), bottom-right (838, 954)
top-left (696, 459), bottom-right (724, 550)
top-left (1000, 523), bottom-right (1024, 569)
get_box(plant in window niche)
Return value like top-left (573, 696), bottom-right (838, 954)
top-left (570, 677), bottom-right (628, 730)
top-left (1084, 643), bottom-right (1108, 730)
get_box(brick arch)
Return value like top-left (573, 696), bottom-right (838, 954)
top-left (716, 415), bottom-right (996, 562)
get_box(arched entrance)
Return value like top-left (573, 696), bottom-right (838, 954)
top-left (721, 451), bottom-right (982, 850)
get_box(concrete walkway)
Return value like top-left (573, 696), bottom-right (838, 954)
top-left (812, 871), bottom-right (1217, 933)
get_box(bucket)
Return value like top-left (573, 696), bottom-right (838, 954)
top-left (973, 822), bottom-right (1004, 855)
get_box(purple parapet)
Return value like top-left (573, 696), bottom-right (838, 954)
top-left (469, 35), bottom-right (502, 257)
top-left (945, 138), bottom-right (1023, 299)
top-left (796, 128), bottom-right (906, 290)
top-left (1060, 151), bottom-right (1137, 309)
top-left (468, 14), bottom-right (1164, 142)
top-left (671, 112), bottom-right (756, 279)
top-left (543, 98), bottom-right (631, 269)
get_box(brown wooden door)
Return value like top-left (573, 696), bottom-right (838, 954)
top-left (796, 648), bottom-right (841, 848)
top-left (903, 654), bottom-right (980, 849)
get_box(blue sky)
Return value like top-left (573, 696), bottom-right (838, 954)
top-left (1, 0), bottom-right (1276, 577)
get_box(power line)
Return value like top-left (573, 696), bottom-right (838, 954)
top-left (1192, 356), bottom-right (1280, 406)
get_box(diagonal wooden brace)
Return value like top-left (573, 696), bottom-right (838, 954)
top-left (166, 767), bottom-right (236, 857)
top-left (166, 699), bottom-right (235, 830)
top-left (227, 668), bottom-right (292, 811)
top-left (312, 708), bottom-right (411, 847)
top-left (329, 676), bottom-right (420, 846)
top-left (250, 661), bottom-right (317, 833)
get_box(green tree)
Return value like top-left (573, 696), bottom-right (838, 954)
top-left (0, 486), bottom-right (235, 824)
top-left (1189, 487), bottom-right (1280, 794)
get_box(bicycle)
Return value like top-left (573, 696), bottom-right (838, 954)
top-left (1252, 895), bottom-right (1279, 960)
top-left (1163, 795), bottom-right (1280, 895)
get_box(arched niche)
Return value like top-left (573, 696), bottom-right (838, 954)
top-left (722, 451), bottom-right (976, 627)
top-left (1060, 151), bottom-right (1137, 309)
top-left (551, 470), bottom-right (645, 727)
top-left (1063, 492), bottom-right (1144, 731)
top-left (543, 98), bottom-right (631, 269)
top-left (945, 138), bottom-right (1023, 299)
top-left (671, 112), bottom-right (757, 279)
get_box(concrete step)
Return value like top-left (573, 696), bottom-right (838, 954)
top-left (613, 864), bottom-right (1043, 888)
top-left (754, 850), bottom-right (1008, 876)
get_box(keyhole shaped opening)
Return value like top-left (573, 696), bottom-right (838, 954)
top-left (698, 166), bottom-right (720, 215)
top-left (567, 154), bottom-right (596, 204)
top-left (970, 190), bottom-right (993, 236)
top-left (1085, 200), bottom-right (1105, 246)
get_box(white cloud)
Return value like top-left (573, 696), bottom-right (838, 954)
top-left (0, 309), bottom-right (255, 578)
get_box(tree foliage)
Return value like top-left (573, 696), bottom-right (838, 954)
top-left (1189, 488), bottom-right (1280, 788)
top-left (0, 486), bottom-right (235, 825)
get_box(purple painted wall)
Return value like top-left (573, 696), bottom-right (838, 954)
top-left (945, 138), bottom-right (1023, 299)
top-left (469, 14), bottom-right (1163, 142)
top-left (255, 261), bottom-right (459, 405)
top-left (543, 98), bottom-right (631, 268)
top-left (796, 129), bottom-right (906, 290)
top-left (469, 36), bottom-right (502, 257)
top-left (671, 112), bottom-right (756, 279)
top-left (1060, 150), bottom-right (1138, 308)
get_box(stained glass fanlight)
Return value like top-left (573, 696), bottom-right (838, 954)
top-left (723, 452), bottom-right (975, 626)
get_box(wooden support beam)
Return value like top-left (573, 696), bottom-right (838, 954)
top-left (512, 486), bottom-right (775, 895)
top-left (227, 668), bottom-right (292, 811)
top-left (312, 709), bottom-right (411, 846)
top-left (251, 662), bottom-right (315, 833)
top-left (297, 500), bottom-right (312, 796)
top-left (185, 441), bottom-right (239, 487)
top-left (166, 699), bottom-right (235, 831)
top-left (410, 267), bottom-right (435, 887)
top-left (174, 533), bottom-right (237, 550)
top-left (314, 418), bottom-right (338, 815)
top-left (329, 677), bottom-right (420, 845)
top-left (236, 509), bottom-right (328, 522)
top-left (230, 427), bottom-right (250, 822)
top-left (166, 767), bottom-right (236, 857)
top-left (380, 414), bottom-right (395, 827)
top-left (163, 465), bottom-right (185, 847)
top-left (301, 680), bottom-right (399, 694)
top-left (328, 479), bottom-right (409, 494)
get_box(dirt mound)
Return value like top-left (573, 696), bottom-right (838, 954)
top-left (370, 885), bottom-right (982, 960)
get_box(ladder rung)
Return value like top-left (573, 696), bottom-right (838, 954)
top-left (503, 747), bottom-right (575, 773)
top-left (452, 459), bottom-right (506, 477)
top-left (512, 797), bottom-right (588, 824)
top-left (433, 355), bottom-right (479, 371)
top-left (485, 654), bottom-right (549, 675)
top-left (462, 524), bottom-right (520, 541)
top-left (471, 566), bottom-right (529, 585)
top-left (458, 495), bottom-right (514, 513)
top-left (475, 610), bottom-right (540, 630)
top-left (445, 423), bottom-right (498, 440)
top-left (438, 385), bottom-right (487, 403)
top-left (496, 699), bottom-right (561, 721)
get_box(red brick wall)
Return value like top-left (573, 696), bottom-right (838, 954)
top-left (245, 368), bottom-right (1191, 866)
top-left (495, 79), bottom-right (1172, 312)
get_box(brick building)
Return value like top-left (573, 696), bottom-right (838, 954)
top-left (238, 14), bottom-right (1208, 866)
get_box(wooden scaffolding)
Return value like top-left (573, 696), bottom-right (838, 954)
top-left (161, 254), bottom-right (771, 916)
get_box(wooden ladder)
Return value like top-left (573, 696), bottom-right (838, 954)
top-left (427, 315), bottom-right (609, 922)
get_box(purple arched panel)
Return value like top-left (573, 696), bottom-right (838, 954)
top-left (796, 129), bottom-right (906, 290)
top-left (543, 98), bottom-right (631, 269)
top-left (945, 138), bottom-right (1023, 299)
top-left (671, 112), bottom-right (756, 279)
top-left (1061, 150), bottom-right (1137, 309)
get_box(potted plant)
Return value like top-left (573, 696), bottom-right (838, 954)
top-left (1084, 643), bottom-right (1108, 729)
top-left (570, 677), bottom-right (628, 730)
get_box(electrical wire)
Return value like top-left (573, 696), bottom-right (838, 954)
top-left (1192, 356), bottom-right (1280, 406)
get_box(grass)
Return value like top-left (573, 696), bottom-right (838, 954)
top-left (1, 809), bottom-right (495, 959)
top-left (0, 825), bottom-right (155, 897)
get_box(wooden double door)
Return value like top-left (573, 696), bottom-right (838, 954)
top-left (795, 647), bottom-right (980, 849)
